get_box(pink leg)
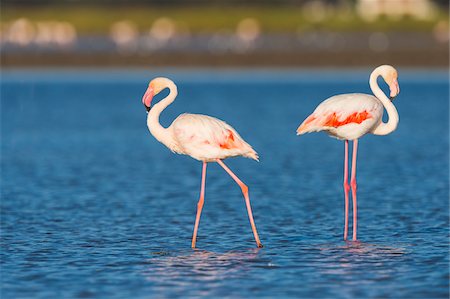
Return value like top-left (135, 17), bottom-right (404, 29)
top-left (191, 161), bottom-right (207, 248)
top-left (343, 140), bottom-right (350, 241)
top-left (216, 159), bottom-right (263, 248)
top-left (351, 139), bottom-right (359, 241)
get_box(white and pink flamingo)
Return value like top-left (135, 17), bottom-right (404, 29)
top-left (297, 65), bottom-right (400, 241)
top-left (142, 77), bottom-right (263, 249)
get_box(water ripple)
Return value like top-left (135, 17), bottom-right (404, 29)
top-left (1, 70), bottom-right (448, 298)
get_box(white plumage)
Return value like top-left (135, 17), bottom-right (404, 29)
top-left (298, 93), bottom-right (383, 140)
top-left (141, 77), bottom-right (263, 249)
top-left (296, 65), bottom-right (401, 241)
top-left (170, 113), bottom-right (258, 162)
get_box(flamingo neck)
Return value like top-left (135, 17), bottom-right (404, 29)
top-left (369, 69), bottom-right (399, 136)
top-left (147, 81), bottom-right (178, 147)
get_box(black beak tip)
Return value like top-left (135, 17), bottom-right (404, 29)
top-left (145, 106), bottom-right (151, 112)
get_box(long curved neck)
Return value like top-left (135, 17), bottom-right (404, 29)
top-left (147, 81), bottom-right (178, 146)
top-left (370, 70), bottom-right (399, 136)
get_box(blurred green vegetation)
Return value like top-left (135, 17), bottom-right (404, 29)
top-left (2, 6), bottom-right (448, 34)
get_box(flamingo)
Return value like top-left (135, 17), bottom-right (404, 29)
top-left (296, 65), bottom-right (400, 241)
top-left (142, 77), bottom-right (263, 249)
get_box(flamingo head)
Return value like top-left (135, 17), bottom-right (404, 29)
top-left (142, 78), bottom-right (167, 112)
top-left (379, 65), bottom-right (400, 100)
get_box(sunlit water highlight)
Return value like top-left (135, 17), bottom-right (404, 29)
top-left (1, 69), bottom-right (448, 298)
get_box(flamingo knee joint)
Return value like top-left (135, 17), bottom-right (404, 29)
top-left (350, 180), bottom-right (357, 190)
top-left (240, 184), bottom-right (249, 194)
top-left (343, 182), bottom-right (350, 192)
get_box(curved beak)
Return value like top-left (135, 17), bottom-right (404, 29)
top-left (142, 87), bottom-right (154, 112)
top-left (389, 79), bottom-right (400, 101)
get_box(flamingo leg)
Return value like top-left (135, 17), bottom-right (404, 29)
top-left (350, 139), bottom-right (359, 241)
top-left (343, 140), bottom-right (350, 241)
top-left (216, 159), bottom-right (263, 248)
top-left (191, 161), bottom-right (207, 249)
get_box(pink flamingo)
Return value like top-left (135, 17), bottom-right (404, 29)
top-left (142, 77), bottom-right (263, 249)
top-left (297, 65), bottom-right (400, 241)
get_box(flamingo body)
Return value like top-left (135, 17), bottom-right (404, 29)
top-left (296, 65), bottom-right (401, 241)
top-left (169, 113), bottom-right (258, 162)
top-left (297, 93), bottom-right (383, 140)
top-left (141, 77), bottom-right (262, 248)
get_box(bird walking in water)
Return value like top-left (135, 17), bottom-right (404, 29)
top-left (297, 65), bottom-right (400, 241)
top-left (142, 77), bottom-right (263, 248)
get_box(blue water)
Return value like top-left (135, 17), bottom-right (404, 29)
top-left (1, 69), bottom-right (448, 299)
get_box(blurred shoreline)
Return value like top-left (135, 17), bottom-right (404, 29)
top-left (2, 37), bottom-right (447, 68)
top-left (2, 31), bottom-right (448, 68)
top-left (1, 4), bottom-right (448, 68)
top-left (2, 50), bottom-right (448, 68)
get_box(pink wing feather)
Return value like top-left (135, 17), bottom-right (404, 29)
top-left (171, 113), bottom-right (258, 161)
top-left (297, 93), bottom-right (382, 135)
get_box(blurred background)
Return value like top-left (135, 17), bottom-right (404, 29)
top-left (1, 0), bottom-right (449, 68)
top-left (2, 2), bottom-right (449, 298)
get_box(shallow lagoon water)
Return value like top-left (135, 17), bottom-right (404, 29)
top-left (1, 69), bottom-right (448, 298)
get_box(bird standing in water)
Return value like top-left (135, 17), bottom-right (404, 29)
top-left (142, 77), bottom-right (263, 248)
top-left (297, 65), bottom-right (400, 241)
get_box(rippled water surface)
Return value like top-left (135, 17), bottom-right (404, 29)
top-left (1, 69), bottom-right (448, 298)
